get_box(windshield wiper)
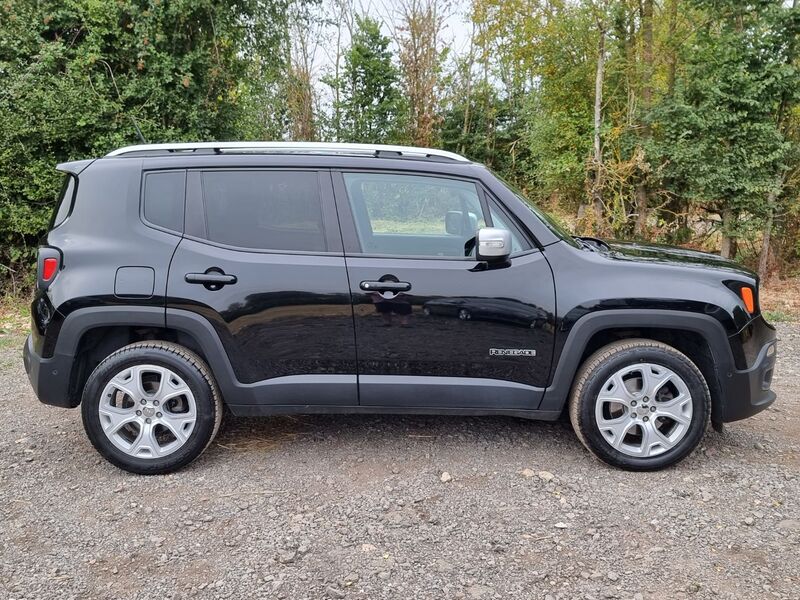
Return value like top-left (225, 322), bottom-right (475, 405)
top-left (573, 236), bottom-right (610, 252)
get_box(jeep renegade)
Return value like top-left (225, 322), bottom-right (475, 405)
top-left (23, 142), bottom-right (778, 474)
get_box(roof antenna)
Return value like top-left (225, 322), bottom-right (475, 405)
top-left (130, 116), bottom-right (147, 144)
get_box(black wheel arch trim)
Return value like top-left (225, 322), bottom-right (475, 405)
top-left (539, 309), bottom-right (736, 424)
top-left (54, 306), bottom-right (166, 358)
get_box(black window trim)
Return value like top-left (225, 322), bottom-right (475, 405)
top-left (139, 168), bottom-right (187, 236)
top-left (332, 168), bottom-right (541, 261)
top-left (183, 167), bottom-right (343, 256)
top-left (50, 173), bottom-right (78, 230)
top-left (484, 194), bottom-right (535, 257)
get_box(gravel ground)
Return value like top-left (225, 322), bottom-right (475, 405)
top-left (1, 324), bottom-right (798, 600)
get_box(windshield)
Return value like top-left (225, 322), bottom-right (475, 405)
top-left (489, 170), bottom-right (581, 248)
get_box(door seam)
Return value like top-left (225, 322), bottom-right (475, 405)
top-left (328, 169), bottom-right (361, 405)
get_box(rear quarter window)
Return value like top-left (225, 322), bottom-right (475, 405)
top-left (143, 171), bottom-right (186, 233)
top-left (50, 174), bottom-right (76, 228)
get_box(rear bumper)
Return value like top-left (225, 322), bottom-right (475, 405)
top-left (721, 334), bottom-right (777, 422)
top-left (23, 335), bottom-right (76, 408)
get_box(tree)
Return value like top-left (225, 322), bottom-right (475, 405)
top-left (334, 15), bottom-right (402, 143)
top-left (587, 1), bottom-right (610, 231)
top-left (396, 0), bottom-right (449, 147)
top-left (654, 0), bottom-right (797, 259)
top-left (0, 0), bottom-right (290, 288)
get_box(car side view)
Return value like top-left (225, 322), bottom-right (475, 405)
top-left (23, 142), bottom-right (778, 474)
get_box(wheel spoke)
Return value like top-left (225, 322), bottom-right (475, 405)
top-left (598, 372), bottom-right (636, 403)
top-left (654, 393), bottom-right (692, 426)
top-left (597, 415), bottom-right (636, 449)
top-left (159, 413), bottom-right (195, 444)
top-left (129, 422), bottom-right (162, 458)
top-left (99, 404), bottom-right (139, 435)
top-left (640, 421), bottom-right (656, 452)
top-left (643, 420), bottom-right (678, 452)
top-left (108, 366), bottom-right (147, 401)
top-left (641, 365), bottom-right (672, 399)
top-left (650, 423), bottom-right (675, 448)
top-left (159, 382), bottom-right (192, 405)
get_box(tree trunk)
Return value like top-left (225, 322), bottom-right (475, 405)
top-left (591, 24), bottom-right (606, 228)
top-left (634, 0), bottom-right (654, 238)
top-left (758, 205), bottom-right (773, 281)
top-left (634, 184), bottom-right (648, 237)
top-left (666, 0), bottom-right (678, 97)
top-left (459, 22), bottom-right (476, 155)
top-left (720, 207), bottom-right (735, 259)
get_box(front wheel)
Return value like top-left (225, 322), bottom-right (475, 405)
top-left (81, 342), bottom-right (223, 475)
top-left (568, 339), bottom-right (710, 471)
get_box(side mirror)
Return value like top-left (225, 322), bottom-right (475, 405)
top-left (445, 211), bottom-right (464, 235)
top-left (476, 227), bottom-right (511, 262)
top-left (446, 211), bottom-right (480, 236)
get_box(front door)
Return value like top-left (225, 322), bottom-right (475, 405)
top-left (167, 168), bottom-right (357, 407)
top-left (333, 170), bottom-right (556, 410)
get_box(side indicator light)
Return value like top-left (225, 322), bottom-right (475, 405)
top-left (42, 257), bottom-right (58, 281)
top-left (740, 286), bottom-right (755, 314)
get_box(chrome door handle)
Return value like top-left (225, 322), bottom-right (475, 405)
top-left (185, 270), bottom-right (237, 291)
top-left (360, 280), bottom-right (411, 293)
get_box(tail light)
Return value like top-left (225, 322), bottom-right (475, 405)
top-left (37, 247), bottom-right (61, 290)
top-left (42, 257), bottom-right (58, 281)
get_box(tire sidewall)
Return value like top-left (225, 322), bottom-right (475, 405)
top-left (577, 346), bottom-right (709, 471)
top-left (81, 346), bottom-right (218, 474)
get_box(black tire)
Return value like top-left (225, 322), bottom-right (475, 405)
top-left (81, 342), bottom-right (223, 475)
top-left (568, 338), bottom-right (710, 471)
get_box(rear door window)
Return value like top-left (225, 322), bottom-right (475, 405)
top-left (143, 171), bottom-right (186, 233)
top-left (201, 170), bottom-right (326, 252)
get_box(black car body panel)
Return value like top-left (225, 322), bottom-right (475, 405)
top-left (24, 145), bottom-right (777, 427)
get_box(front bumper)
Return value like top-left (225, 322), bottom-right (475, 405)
top-left (23, 335), bottom-right (76, 408)
top-left (722, 335), bottom-right (777, 422)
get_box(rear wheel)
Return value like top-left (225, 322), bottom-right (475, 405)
top-left (81, 342), bottom-right (223, 474)
top-left (568, 339), bottom-right (710, 471)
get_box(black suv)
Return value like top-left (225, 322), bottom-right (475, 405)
top-left (23, 142), bottom-right (778, 474)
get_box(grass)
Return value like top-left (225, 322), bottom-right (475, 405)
top-left (370, 219), bottom-right (449, 235)
top-left (760, 278), bottom-right (800, 323)
top-left (0, 295), bottom-right (30, 340)
top-left (763, 309), bottom-right (794, 323)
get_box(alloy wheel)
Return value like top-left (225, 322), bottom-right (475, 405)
top-left (98, 364), bottom-right (197, 459)
top-left (594, 362), bottom-right (693, 458)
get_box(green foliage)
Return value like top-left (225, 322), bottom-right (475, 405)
top-left (455, 0), bottom-right (800, 270)
top-left (0, 0), bottom-right (289, 290)
top-left (653, 0), bottom-right (798, 248)
top-left (328, 16), bottom-right (402, 143)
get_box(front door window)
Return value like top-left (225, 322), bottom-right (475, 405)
top-left (342, 172), bottom-right (486, 258)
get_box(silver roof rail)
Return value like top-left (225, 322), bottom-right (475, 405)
top-left (104, 141), bottom-right (470, 162)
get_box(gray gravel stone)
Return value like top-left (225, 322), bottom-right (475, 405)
top-left (1, 323), bottom-right (799, 599)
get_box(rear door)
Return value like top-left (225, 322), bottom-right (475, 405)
top-left (333, 170), bottom-right (556, 410)
top-left (166, 168), bottom-right (357, 407)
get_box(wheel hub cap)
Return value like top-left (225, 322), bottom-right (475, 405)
top-left (99, 364), bottom-right (197, 459)
top-left (594, 362), bottom-right (693, 458)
